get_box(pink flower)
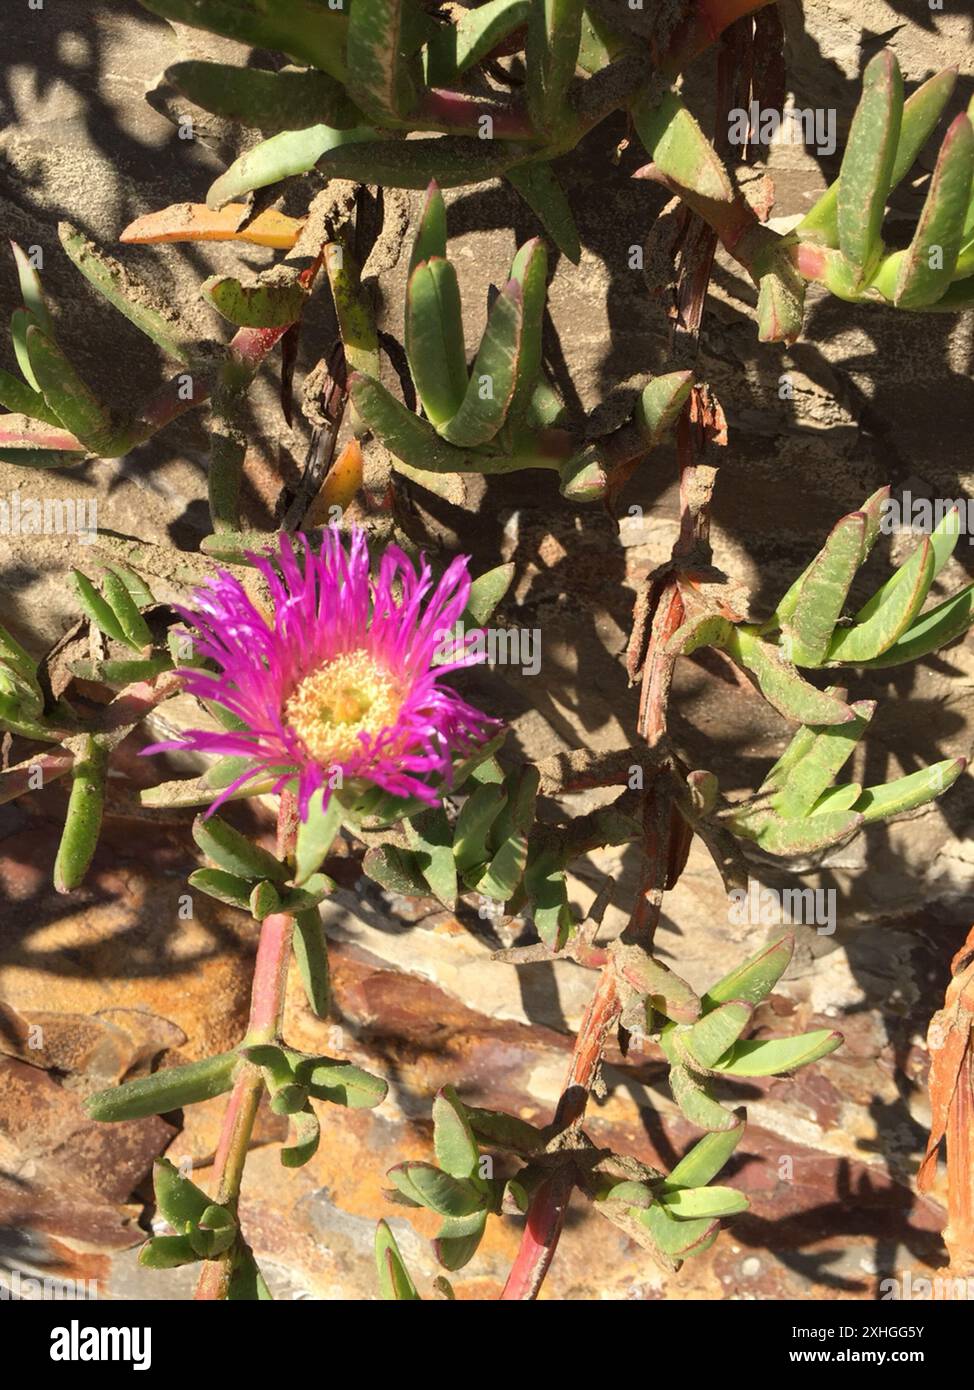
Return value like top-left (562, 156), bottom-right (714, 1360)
top-left (146, 528), bottom-right (499, 817)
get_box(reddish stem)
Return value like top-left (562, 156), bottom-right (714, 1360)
top-left (194, 908), bottom-right (294, 1301)
top-left (501, 970), bottom-right (620, 1300)
top-left (420, 89), bottom-right (535, 140)
top-left (659, 0), bottom-right (776, 77)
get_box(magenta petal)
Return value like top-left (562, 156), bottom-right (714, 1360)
top-left (143, 526), bottom-right (501, 819)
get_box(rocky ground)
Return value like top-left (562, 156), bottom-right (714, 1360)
top-left (1, 1), bottom-right (972, 1299)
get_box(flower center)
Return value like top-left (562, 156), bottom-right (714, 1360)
top-left (283, 649), bottom-right (402, 765)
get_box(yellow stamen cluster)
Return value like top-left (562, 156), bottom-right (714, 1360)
top-left (284, 650), bottom-right (402, 765)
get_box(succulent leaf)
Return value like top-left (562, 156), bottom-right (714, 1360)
top-left (476, 829), bottom-right (529, 902)
top-left (853, 757), bottom-right (966, 824)
top-left (410, 181), bottom-right (449, 272)
top-left (465, 562), bottom-right (515, 625)
top-left (53, 735), bottom-right (108, 893)
top-left (712, 1029), bottom-right (842, 1076)
top-left (314, 135), bottom-right (522, 188)
top-left (800, 67), bottom-right (956, 247)
top-left (657, 1185), bottom-right (749, 1219)
top-left (749, 808), bottom-right (863, 856)
top-left (613, 944), bottom-right (701, 1024)
top-left (86, 1049), bottom-right (240, 1121)
top-left (292, 908), bottom-right (331, 1018)
top-left (349, 372), bottom-right (481, 475)
top-left (137, 0), bottom-right (352, 82)
top-left (165, 60), bottom-right (359, 132)
top-left (828, 534), bottom-right (935, 662)
top-left (206, 124), bottom-right (376, 209)
top-left (188, 867), bottom-right (255, 911)
top-left (633, 371), bottom-right (694, 447)
top-left (669, 1063), bottom-right (738, 1132)
top-left (193, 814), bottom-right (288, 882)
top-left (440, 280), bottom-right (524, 446)
top-left (388, 1163), bottom-right (486, 1217)
top-left (0, 366), bottom-right (62, 425)
top-left (26, 327), bottom-right (129, 456)
top-left (728, 626), bottom-right (855, 724)
top-left (433, 1210), bottom-right (488, 1271)
top-left (11, 240), bottom-right (55, 338)
top-left (886, 114), bottom-right (974, 308)
top-left (101, 570), bottom-right (154, 650)
top-left (202, 274), bottom-right (309, 328)
top-left (405, 258), bottom-right (468, 426)
top-left (281, 1105), bottom-right (320, 1168)
top-left (836, 50), bottom-right (904, 282)
top-left (296, 1056), bottom-right (388, 1109)
top-left (58, 222), bottom-right (197, 365)
top-left (505, 238), bottom-right (548, 430)
top-left (404, 806), bottom-right (458, 908)
top-left (523, 845), bottom-right (572, 950)
top-left (454, 782), bottom-right (508, 878)
top-left (347, 0), bottom-right (417, 124)
top-left (375, 1220), bottom-right (421, 1300)
top-left (433, 1087), bottom-right (480, 1179)
top-left (525, 0), bottom-right (585, 137)
top-left (781, 512), bottom-right (867, 667)
top-left (678, 1000), bottom-right (753, 1070)
top-left (295, 786), bottom-right (344, 885)
top-left (505, 161), bottom-right (582, 263)
top-left (702, 935), bottom-right (795, 1010)
top-left (662, 1113), bottom-right (746, 1189)
top-left (855, 582), bottom-right (974, 668)
top-left (633, 89), bottom-right (735, 207)
top-left (426, 0), bottom-right (531, 84)
top-left (770, 700), bottom-right (874, 821)
top-left (640, 1204), bottom-right (719, 1257)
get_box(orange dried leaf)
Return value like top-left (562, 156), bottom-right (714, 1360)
top-left (120, 204), bottom-right (304, 249)
top-left (919, 925), bottom-right (974, 1272)
top-left (314, 438), bottom-right (364, 520)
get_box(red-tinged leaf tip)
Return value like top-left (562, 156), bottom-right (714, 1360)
top-left (503, 278), bottom-right (523, 304)
top-left (943, 111), bottom-right (974, 146)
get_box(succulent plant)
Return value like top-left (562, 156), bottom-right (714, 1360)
top-left (0, 227), bottom-right (324, 534)
top-left (795, 56), bottom-right (974, 315)
top-left (126, 2), bottom-right (974, 343)
top-left (1, 0), bottom-right (970, 1306)
top-left (347, 181), bottom-right (692, 501)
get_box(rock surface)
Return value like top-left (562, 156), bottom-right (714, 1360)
top-left (0, 1), bottom-right (971, 1300)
